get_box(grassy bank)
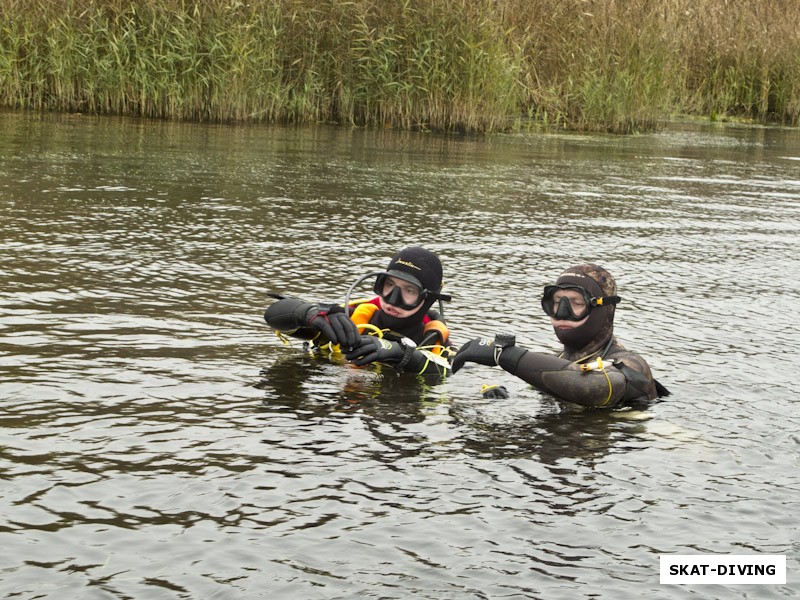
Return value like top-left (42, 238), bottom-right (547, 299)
top-left (1, 0), bottom-right (799, 132)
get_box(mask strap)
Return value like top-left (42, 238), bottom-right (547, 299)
top-left (593, 295), bottom-right (621, 307)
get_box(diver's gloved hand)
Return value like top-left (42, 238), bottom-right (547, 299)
top-left (481, 384), bottom-right (510, 399)
top-left (451, 334), bottom-right (517, 374)
top-left (304, 304), bottom-right (359, 349)
top-left (344, 335), bottom-right (410, 367)
top-left (451, 338), bottom-right (503, 373)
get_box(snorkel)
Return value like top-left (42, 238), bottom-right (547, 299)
top-left (343, 271), bottom-right (384, 312)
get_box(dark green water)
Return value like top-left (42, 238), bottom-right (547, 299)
top-left (1, 111), bottom-right (798, 599)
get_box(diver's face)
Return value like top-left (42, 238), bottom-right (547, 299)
top-left (381, 276), bottom-right (424, 318)
top-left (549, 288), bottom-right (589, 330)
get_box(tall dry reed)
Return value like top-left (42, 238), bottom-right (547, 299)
top-left (1, 0), bottom-right (798, 132)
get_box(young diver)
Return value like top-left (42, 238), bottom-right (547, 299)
top-left (264, 246), bottom-right (454, 376)
top-left (451, 263), bottom-right (669, 408)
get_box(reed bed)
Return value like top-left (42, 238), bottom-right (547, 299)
top-left (1, 0), bottom-right (798, 132)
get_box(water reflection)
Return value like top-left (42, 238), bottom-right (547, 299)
top-left (452, 398), bottom-right (650, 463)
top-left (256, 351), bottom-right (445, 462)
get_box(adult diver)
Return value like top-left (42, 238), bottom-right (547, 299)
top-left (264, 246), bottom-right (454, 376)
top-left (451, 263), bottom-right (669, 408)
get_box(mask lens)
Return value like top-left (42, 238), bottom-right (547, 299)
top-left (541, 285), bottom-right (591, 321)
top-left (379, 276), bottom-right (423, 310)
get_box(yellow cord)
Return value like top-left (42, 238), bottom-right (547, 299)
top-left (356, 323), bottom-right (385, 338)
top-left (416, 344), bottom-right (438, 352)
top-left (416, 355), bottom-right (431, 375)
top-left (578, 356), bottom-right (614, 407)
top-left (599, 365), bottom-right (613, 406)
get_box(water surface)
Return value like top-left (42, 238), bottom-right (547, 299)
top-left (1, 112), bottom-right (798, 599)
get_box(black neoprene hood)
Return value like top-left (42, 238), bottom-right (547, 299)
top-left (382, 246), bottom-right (443, 293)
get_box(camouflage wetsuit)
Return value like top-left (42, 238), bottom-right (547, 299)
top-left (453, 264), bottom-right (666, 408)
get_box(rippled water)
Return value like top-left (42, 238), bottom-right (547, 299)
top-left (1, 112), bottom-right (799, 599)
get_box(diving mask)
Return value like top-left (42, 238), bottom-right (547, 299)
top-left (541, 285), bottom-right (621, 321)
top-left (374, 273), bottom-right (425, 311)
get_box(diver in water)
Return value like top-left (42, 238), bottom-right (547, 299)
top-left (263, 246), bottom-right (454, 376)
top-left (451, 264), bottom-right (669, 408)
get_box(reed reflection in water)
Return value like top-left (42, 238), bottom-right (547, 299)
top-left (1, 113), bottom-right (798, 599)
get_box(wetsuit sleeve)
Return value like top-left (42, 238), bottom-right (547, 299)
top-left (497, 348), bottom-right (629, 408)
top-left (263, 297), bottom-right (318, 341)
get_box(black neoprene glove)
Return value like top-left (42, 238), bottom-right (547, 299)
top-left (481, 384), bottom-right (510, 399)
top-left (303, 303), bottom-right (360, 349)
top-left (345, 335), bottom-right (414, 368)
top-left (451, 334), bottom-right (521, 374)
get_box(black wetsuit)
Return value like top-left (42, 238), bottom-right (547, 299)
top-left (264, 296), bottom-right (453, 376)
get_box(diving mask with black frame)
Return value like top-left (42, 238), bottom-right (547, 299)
top-left (373, 272), bottom-right (426, 311)
top-left (343, 271), bottom-right (452, 317)
top-left (541, 284), bottom-right (621, 321)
